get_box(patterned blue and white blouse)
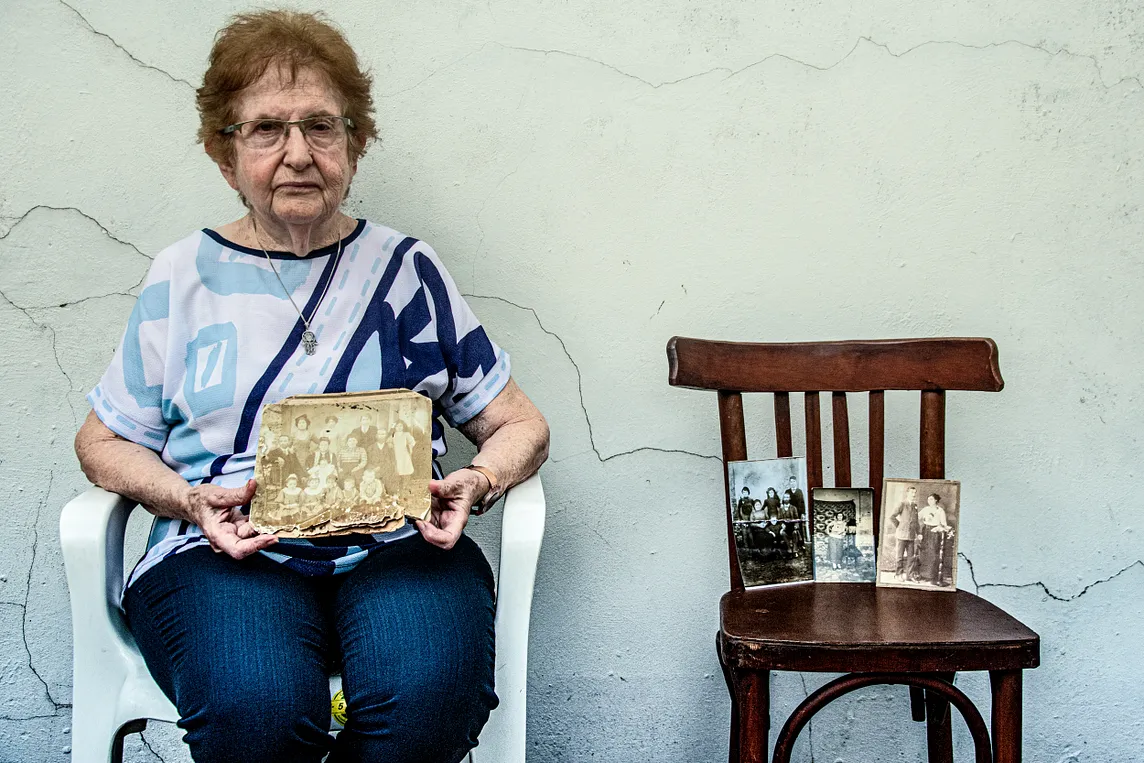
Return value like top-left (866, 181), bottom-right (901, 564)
top-left (88, 220), bottom-right (510, 588)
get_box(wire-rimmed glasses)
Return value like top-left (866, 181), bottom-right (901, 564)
top-left (220, 115), bottom-right (355, 151)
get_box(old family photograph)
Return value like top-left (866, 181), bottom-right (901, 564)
top-left (728, 460), bottom-right (959, 590)
top-left (255, 397), bottom-right (433, 516)
top-left (728, 458), bottom-right (812, 586)
top-left (811, 487), bottom-right (877, 583)
top-left (877, 479), bottom-right (960, 591)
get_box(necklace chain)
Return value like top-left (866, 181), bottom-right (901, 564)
top-left (252, 217), bottom-right (345, 355)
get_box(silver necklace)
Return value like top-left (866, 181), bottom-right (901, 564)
top-left (252, 218), bottom-right (344, 355)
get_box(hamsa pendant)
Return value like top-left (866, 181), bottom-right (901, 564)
top-left (301, 329), bottom-right (318, 355)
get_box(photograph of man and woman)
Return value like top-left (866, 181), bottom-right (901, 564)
top-left (811, 487), bottom-right (877, 583)
top-left (728, 457), bottom-right (812, 586)
top-left (254, 397), bottom-right (433, 532)
top-left (876, 479), bottom-right (960, 591)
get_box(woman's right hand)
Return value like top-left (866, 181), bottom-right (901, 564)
top-left (182, 479), bottom-right (278, 559)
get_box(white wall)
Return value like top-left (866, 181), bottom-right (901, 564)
top-left (2, 1), bottom-right (1142, 761)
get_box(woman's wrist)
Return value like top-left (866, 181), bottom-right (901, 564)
top-left (172, 483), bottom-right (200, 523)
top-left (461, 464), bottom-right (497, 513)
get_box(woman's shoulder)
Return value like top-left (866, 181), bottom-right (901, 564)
top-left (359, 220), bottom-right (451, 274)
top-left (138, 229), bottom-right (215, 281)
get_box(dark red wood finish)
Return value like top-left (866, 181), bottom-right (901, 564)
top-left (773, 393), bottom-right (793, 459)
top-left (770, 673), bottom-right (993, 763)
top-left (868, 390), bottom-right (885, 541)
top-left (804, 392), bottom-right (823, 491)
top-left (667, 337), bottom-right (1004, 393)
top-left (666, 337), bottom-right (1038, 763)
top-left (831, 392), bottom-right (851, 487)
top-left (719, 390), bottom-right (748, 592)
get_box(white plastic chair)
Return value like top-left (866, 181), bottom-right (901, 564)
top-left (60, 474), bottom-right (546, 763)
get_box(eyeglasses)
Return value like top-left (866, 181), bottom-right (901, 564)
top-left (220, 115), bottom-right (356, 151)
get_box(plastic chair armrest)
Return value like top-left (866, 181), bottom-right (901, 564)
top-left (59, 487), bottom-right (137, 651)
top-left (475, 473), bottom-right (546, 763)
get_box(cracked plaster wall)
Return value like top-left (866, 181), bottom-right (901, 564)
top-left (2, 0), bottom-right (1142, 761)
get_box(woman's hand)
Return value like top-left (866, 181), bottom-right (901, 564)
top-left (182, 479), bottom-right (278, 559)
top-left (416, 469), bottom-right (489, 550)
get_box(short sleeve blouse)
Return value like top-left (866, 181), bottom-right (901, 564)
top-left (88, 220), bottom-right (511, 587)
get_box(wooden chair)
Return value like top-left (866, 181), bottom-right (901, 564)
top-left (666, 337), bottom-right (1039, 763)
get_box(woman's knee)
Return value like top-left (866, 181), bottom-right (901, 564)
top-left (344, 679), bottom-right (498, 762)
top-left (180, 680), bottom-right (332, 763)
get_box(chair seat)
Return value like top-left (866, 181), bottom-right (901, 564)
top-left (719, 583), bottom-right (1039, 674)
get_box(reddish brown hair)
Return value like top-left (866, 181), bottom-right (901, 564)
top-left (197, 10), bottom-right (378, 165)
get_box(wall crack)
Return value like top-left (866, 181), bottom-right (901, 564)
top-left (496, 36), bottom-right (1142, 93)
top-left (0, 290), bottom-right (80, 426)
top-left (1, 204), bottom-right (152, 262)
top-left (57, 0), bottom-right (195, 90)
top-left (17, 472), bottom-right (70, 713)
top-left (960, 553), bottom-right (1143, 602)
top-left (140, 730), bottom-right (167, 762)
top-left (463, 293), bottom-right (720, 465)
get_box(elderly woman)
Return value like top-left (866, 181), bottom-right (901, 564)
top-left (72, 10), bottom-right (549, 763)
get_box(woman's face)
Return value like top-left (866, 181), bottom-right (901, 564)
top-left (219, 65), bottom-right (356, 229)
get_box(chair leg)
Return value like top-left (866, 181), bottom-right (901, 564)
top-left (990, 670), bottom-right (1023, 763)
top-left (735, 670), bottom-right (770, 763)
top-left (720, 655), bottom-right (740, 763)
top-left (110, 720), bottom-right (146, 763)
top-left (910, 686), bottom-right (927, 722)
top-left (924, 673), bottom-right (955, 763)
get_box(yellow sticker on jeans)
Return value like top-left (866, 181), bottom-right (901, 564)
top-left (331, 689), bottom-right (348, 726)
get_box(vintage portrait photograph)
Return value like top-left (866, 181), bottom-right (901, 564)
top-left (251, 392), bottom-right (433, 536)
top-left (727, 457), bottom-right (812, 587)
top-left (876, 479), bottom-right (961, 591)
top-left (812, 487), bottom-right (877, 583)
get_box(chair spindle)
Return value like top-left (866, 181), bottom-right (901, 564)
top-left (920, 390), bottom-right (946, 480)
top-left (832, 392), bottom-right (851, 488)
top-left (804, 392), bottom-right (823, 491)
top-left (774, 392), bottom-right (793, 459)
top-left (718, 390), bottom-right (748, 591)
top-left (868, 391), bottom-right (885, 538)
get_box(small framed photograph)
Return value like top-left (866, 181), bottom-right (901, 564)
top-left (811, 487), bottom-right (877, 583)
top-left (727, 457), bottom-right (812, 587)
top-left (876, 479), bottom-right (960, 591)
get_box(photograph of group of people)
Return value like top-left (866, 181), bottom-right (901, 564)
top-left (728, 457), bottom-right (813, 586)
top-left (728, 457), bottom-right (961, 591)
top-left (253, 397), bottom-right (433, 529)
top-left (811, 487), bottom-right (877, 583)
top-left (876, 479), bottom-right (960, 591)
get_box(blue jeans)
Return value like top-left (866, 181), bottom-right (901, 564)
top-left (123, 534), bottom-right (498, 763)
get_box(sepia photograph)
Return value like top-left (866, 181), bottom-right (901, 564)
top-left (876, 479), bottom-right (961, 592)
top-left (812, 487), bottom-right (877, 583)
top-left (727, 457), bottom-right (812, 587)
top-left (251, 391), bottom-right (433, 536)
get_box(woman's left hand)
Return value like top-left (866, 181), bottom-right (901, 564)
top-left (416, 469), bottom-right (489, 550)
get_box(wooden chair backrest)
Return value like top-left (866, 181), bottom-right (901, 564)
top-left (666, 337), bottom-right (1004, 591)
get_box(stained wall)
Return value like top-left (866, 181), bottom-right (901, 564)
top-left (2, 1), bottom-right (1142, 761)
